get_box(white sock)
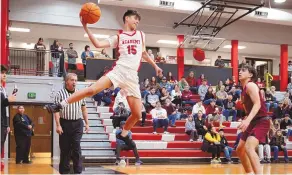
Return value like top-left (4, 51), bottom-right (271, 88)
top-left (246, 172), bottom-right (254, 175)
top-left (60, 100), bottom-right (69, 108)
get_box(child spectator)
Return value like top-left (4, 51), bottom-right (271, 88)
top-left (203, 86), bottom-right (215, 105)
top-left (270, 130), bottom-right (289, 163)
top-left (185, 115), bottom-right (198, 142)
top-left (151, 102), bottom-right (169, 134)
top-left (219, 129), bottom-right (233, 163)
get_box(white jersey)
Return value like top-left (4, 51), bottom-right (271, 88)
top-left (107, 30), bottom-right (145, 71)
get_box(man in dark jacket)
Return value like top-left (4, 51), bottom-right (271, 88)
top-left (13, 106), bottom-right (34, 164)
top-left (1, 65), bottom-right (16, 170)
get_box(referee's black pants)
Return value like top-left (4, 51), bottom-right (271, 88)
top-left (59, 118), bottom-right (83, 174)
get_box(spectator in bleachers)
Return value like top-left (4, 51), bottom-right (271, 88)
top-left (201, 125), bottom-right (222, 163)
top-left (258, 134), bottom-right (271, 164)
top-left (283, 93), bottom-right (292, 106)
top-left (111, 102), bottom-right (130, 133)
top-left (265, 88), bottom-right (277, 112)
top-left (280, 114), bottom-right (292, 137)
top-left (270, 86), bottom-right (277, 98)
top-left (155, 52), bottom-right (166, 63)
top-left (140, 101), bottom-right (147, 127)
top-left (206, 100), bottom-right (225, 128)
top-left (66, 43), bottom-right (78, 73)
top-left (273, 101), bottom-right (284, 120)
top-left (81, 45), bottom-right (94, 79)
top-left (192, 101), bottom-right (206, 118)
top-left (93, 89), bottom-right (112, 106)
top-left (219, 129), bottom-right (233, 163)
top-left (140, 78), bottom-right (150, 98)
top-left (198, 79), bottom-right (208, 101)
top-left (157, 72), bottom-right (164, 84)
top-left (270, 130), bottom-right (289, 163)
top-left (147, 49), bottom-right (155, 60)
top-left (145, 87), bottom-right (160, 111)
top-left (228, 86), bottom-right (240, 101)
top-left (214, 55), bottom-right (225, 68)
top-left (256, 78), bottom-right (264, 89)
top-left (115, 121), bottom-right (143, 166)
top-left (151, 101), bottom-right (169, 134)
top-left (216, 81), bottom-right (224, 92)
top-left (271, 119), bottom-right (281, 137)
top-left (224, 78), bottom-right (233, 92)
top-left (216, 85), bottom-right (228, 107)
top-left (166, 72), bottom-right (176, 85)
top-left (182, 86), bottom-right (196, 107)
top-left (197, 74), bottom-right (207, 87)
top-left (35, 37), bottom-right (46, 76)
top-left (288, 61), bottom-right (292, 77)
top-left (171, 84), bottom-right (182, 106)
top-left (179, 109), bottom-right (189, 120)
top-left (195, 110), bottom-right (207, 140)
top-left (159, 77), bottom-right (172, 92)
top-left (203, 86), bottom-right (215, 105)
top-left (223, 94), bottom-right (236, 122)
top-left (150, 77), bottom-right (160, 91)
top-left (233, 130), bottom-right (242, 150)
top-left (113, 91), bottom-right (130, 111)
top-left (287, 77), bottom-right (292, 93)
top-left (178, 77), bottom-right (189, 92)
top-left (164, 99), bottom-right (178, 127)
top-left (232, 76), bottom-right (237, 86)
top-left (185, 115), bottom-right (198, 142)
top-left (186, 71), bottom-right (197, 94)
top-left (160, 87), bottom-right (171, 105)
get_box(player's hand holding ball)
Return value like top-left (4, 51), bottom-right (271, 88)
top-left (79, 2), bottom-right (101, 25)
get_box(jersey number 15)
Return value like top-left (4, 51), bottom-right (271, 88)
top-left (127, 45), bottom-right (137, 55)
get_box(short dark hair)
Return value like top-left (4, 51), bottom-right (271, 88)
top-left (1, 65), bottom-right (8, 73)
top-left (123, 10), bottom-right (141, 23)
top-left (240, 64), bottom-right (257, 81)
top-left (69, 43), bottom-right (73, 46)
top-left (85, 45), bottom-right (90, 51)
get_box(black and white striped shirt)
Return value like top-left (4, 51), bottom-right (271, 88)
top-left (55, 88), bottom-right (86, 120)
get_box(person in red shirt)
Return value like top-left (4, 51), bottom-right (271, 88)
top-left (186, 71), bottom-right (197, 94)
top-left (182, 86), bottom-right (196, 107)
top-left (197, 74), bottom-right (208, 87)
top-left (255, 78), bottom-right (264, 89)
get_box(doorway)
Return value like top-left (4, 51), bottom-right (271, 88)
top-left (245, 57), bottom-right (273, 80)
top-left (9, 104), bottom-right (53, 158)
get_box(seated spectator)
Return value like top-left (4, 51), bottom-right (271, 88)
top-left (233, 130), bottom-right (242, 150)
top-left (159, 77), bottom-right (172, 92)
top-left (140, 78), bottom-right (150, 97)
top-left (258, 134), bottom-right (271, 164)
top-left (164, 99), bottom-right (178, 127)
top-left (93, 89), bottom-right (112, 106)
top-left (228, 86), bottom-right (240, 101)
top-left (265, 88), bottom-right (277, 112)
top-left (113, 91), bottom-right (130, 111)
top-left (140, 102), bottom-right (147, 127)
top-left (195, 110), bottom-right (207, 140)
top-left (198, 79), bottom-right (208, 101)
top-left (179, 109), bottom-right (189, 120)
top-left (185, 115), bottom-right (198, 142)
top-left (201, 125), bottom-right (222, 163)
top-left (155, 52), bottom-right (166, 63)
top-left (216, 81), bottom-right (224, 92)
top-left (160, 87), bottom-right (171, 105)
top-left (186, 71), bottom-right (197, 94)
top-left (151, 101), bottom-right (169, 134)
top-left (171, 84), bottom-right (182, 106)
top-left (192, 101), bottom-right (206, 118)
top-left (270, 130), bottom-right (289, 163)
top-left (223, 94), bottom-right (237, 121)
top-left (206, 100), bottom-right (225, 128)
top-left (214, 55), bottom-right (225, 67)
top-left (149, 77), bottom-right (160, 92)
top-left (197, 74), bottom-right (208, 87)
top-left (115, 121), bottom-right (143, 165)
top-left (178, 77), bottom-right (189, 92)
top-left (182, 86), bottom-right (196, 107)
top-left (216, 85), bottom-right (228, 107)
top-left (145, 87), bottom-right (160, 112)
top-left (256, 78), bottom-right (265, 89)
top-left (224, 78), bottom-right (233, 92)
top-left (280, 114), bottom-right (292, 137)
top-left (203, 86), bottom-right (215, 105)
top-left (219, 129), bottom-right (233, 163)
top-left (166, 72), bottom-right (176, 85)
top-left (111, 102), bottom-right (130, 133)
top-left (157, 72), bottom-right (164, 84)
top-left (270, 86), bottom-right (277, 99)
top-left (270, 119), bottom-right (281, 137)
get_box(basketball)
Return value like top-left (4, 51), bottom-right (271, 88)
top-left (79, 3), bottom-right (101, 24)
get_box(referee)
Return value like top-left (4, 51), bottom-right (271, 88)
top-left (54, 73), bottom-right (89, 174)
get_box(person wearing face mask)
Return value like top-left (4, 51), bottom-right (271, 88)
top-left (66, 43), bottom-right (78, 73)
top-left (34, 37), bottom-right (46, 76)
top-left (81, 45), bottom-right (94, 79)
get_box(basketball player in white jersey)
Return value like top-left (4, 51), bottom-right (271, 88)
top-left (46, 10), bottom-right (162, 142)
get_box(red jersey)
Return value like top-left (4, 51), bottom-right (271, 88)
top-left (241, 82), bottom-right (267, 119)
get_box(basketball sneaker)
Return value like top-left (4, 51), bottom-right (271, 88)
top-left (45, 103), bottom-right (63, 113)
top-left (135, 160), bottom-right (143, 166)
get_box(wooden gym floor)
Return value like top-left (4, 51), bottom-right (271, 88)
top-left (2, 158), bottom-right (292, 174)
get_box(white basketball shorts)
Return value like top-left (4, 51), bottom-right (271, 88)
top-left (105, 64), bottom-right (141, 99)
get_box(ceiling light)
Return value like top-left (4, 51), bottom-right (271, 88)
top-left (223, 45), bottom-right (246, 49)
top-left (84, 34), bottom-right (110, 39)
top-left (157, 40), bottom-right (178, 45)
top-left (274, 0), bottom-right (286, 3)
top-left (9, 27), bottom-right (30, 32)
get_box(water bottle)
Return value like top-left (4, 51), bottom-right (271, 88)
top-left (119, 157), bottom-right (126, 166)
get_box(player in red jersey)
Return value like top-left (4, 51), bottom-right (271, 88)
top-left (45, 10), bottom-right (162, 143)
top-left (236, 65), bottom-right (270, 175)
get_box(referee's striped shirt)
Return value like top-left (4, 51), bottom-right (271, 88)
top-left (55, 88), bottom-right (86, 120)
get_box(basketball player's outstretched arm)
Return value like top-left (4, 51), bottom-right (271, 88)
top-left (238, 83), bottom-right (261, 131)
